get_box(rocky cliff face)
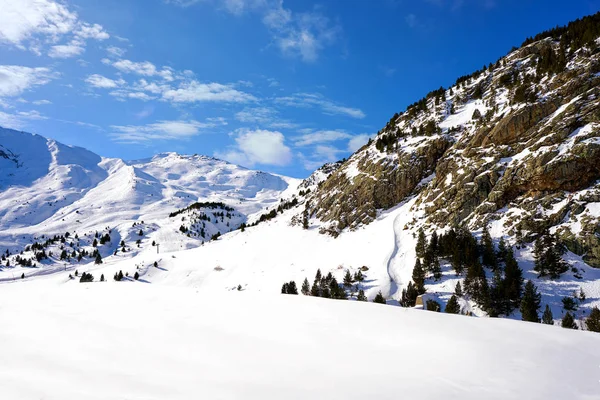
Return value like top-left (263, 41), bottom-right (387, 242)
top-left (303, 14), bottom-right (600, 265)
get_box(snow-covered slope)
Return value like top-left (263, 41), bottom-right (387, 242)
top-left (0, 127), bottom-right (299, 277)
top-left (1, 283), bottom-right (598, 400)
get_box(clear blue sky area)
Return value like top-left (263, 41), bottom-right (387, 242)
top-left (1, 0), bottom-right (598, 177)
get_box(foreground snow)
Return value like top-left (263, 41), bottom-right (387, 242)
top-left (1, 284), bottom-right (599, 400)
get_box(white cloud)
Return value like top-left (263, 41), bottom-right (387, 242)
top-left (110, 90), bottom-right (156, 101)
top-left (32, 99), bottom-right (52, 105)
top-left (0, 0), bottom-right (109, 57)
top-left (0, 111), bottom-right (23, 129)
top-left (110, 119), bottom-right (224, 142)
top-left (347, 134), bottom-right (371, 152)
top-left (235, 106), bottom-right (277, 123)
top-left (106, 46), bottom-right (127, 58)
top-left (166, 0), bottom-right (340, 62)
top-left (75, 23), bottom-right (110, 40)
top-left (85, 74), bottom-right (126, 89)
top-left (162, 81), bottom-right (256, 103)
top-left (272, 10), bottom-right (340, 63)
top-left (112, 59), bottom-right (158, 76)
top-left (0, 65), bottom-right (56, 97)
top-left (297, 144), bottom-right (344, 170)
top-left (293, 129), bottom-right (351, 146)
top-left (48, 41), bottom-right (85, 58)
top-left (0, 0), bottom-right (77, 45)
top-left (276, 93), bottom-right (365, 119)
top-left (0, 109), bottom-right (46, 129)
top-left (215, 128), bottom-right (292, 167)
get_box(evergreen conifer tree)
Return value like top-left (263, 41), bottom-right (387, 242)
top-left (301, 278), bottom-right (310, 295)
top-left (95, 253), bottom-right (102, 264)
top-left (455, 281), bottom-right (463, 297)
top-left (373, 291), bottom-right (386, 304)
top-left (416, 228), bottom-right (426, 259)
top-left (445, 295), bottom-right (461, 314)
top-left (542, 304), bottom-right (554, 325)
top-left (585, 307), bottom-right (600, 332)
top-left (520, 281), bottom-right (541, 322)
top-left (561, 312), bottom-right (578, 329)
top-left (480, 226), bottom-right (497, 270)
top-left (357, 289), bottom-right (367, 301)
top-left (412, 259), bottom-right (426, 294)
top-left (343, 270), bottom-right (353, 288)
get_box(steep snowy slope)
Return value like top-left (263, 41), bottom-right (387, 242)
top-left (1, 284), bottom-right (598, 400)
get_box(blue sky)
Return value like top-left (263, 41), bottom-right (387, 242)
top-left (0, 0), bottom-right (598, 177)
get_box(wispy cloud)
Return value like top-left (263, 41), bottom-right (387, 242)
top-left (292, 129), bottom-right (352, 146)
top-left (162, 81), bottom-right (256, 103)
top-left (166, 0), bottom-right (341, 62)
top-left (276, 93), bottom-right (365, 119)
top-left (0, 65), bottom-right (57, 98)
top-left (110, 118), bottom-right (226, 142)
top-left (85, 74), bottom-right (126, 89)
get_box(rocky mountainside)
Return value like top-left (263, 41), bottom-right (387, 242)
top-left (304, 13), bottom-right (600, 267)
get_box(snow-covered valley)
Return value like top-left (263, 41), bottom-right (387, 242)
top-left (1, 284), bottom-right (599, 400)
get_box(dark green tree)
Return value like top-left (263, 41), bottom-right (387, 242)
top-left (520, 281), bottom-right (541, 322)
top-left (445, 295), bottom-right (461, 314)
top-left (343, 270), bottom-right (353, 288)
top-left (585, 307), bottom-right (600, 332)
top-left (301, 278), bottom-right (310, 295)
top-left (480, 226), bottom-right (497, 270)
top-left (426, 300), bottom-right (441, 312)
top-left (502, 248), bottom-right (523, 314)
top-left (412, 259), bottom-right (426, 294)
top-left (134, 271), bottom-right (140, 280)
top-left (400, 282), bottom-right (419, 307)
top-left (542, 304), bottom-right (554, 325)
top-left (454, 281), bottom-right (463, 297)
top-left (356, 289), bottom-right (367, 301)
top-left (373, 291), bottom-right (386, 304)
top-left (561, 312), bottom-right (578, 329)
top-left (416, 228), bottom-right (426, 259)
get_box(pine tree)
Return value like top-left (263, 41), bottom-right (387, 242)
top-left (585, 307), bottom-right (600, 332)
top-left (343, 270), bottom-right (353, 288)
top-left (541, 304), bottom-right (554, 325)
top-left (445, 295), bottom-right (461, 314)
top-left (520, 281), bottom-right (541, 322)
top-left (416, 228), bottom-right (426, 259)
top-left (497, 237), bottom-right (508, 263)
top-left (356, 289), bottom-right (367, 301)
top-left (134, 271), bottom-right (140, 280)
top-left (561, 312), bottom-right (578, 329)
top-left (373, 291), bottom-right (386, 304)
top-left (400, 282), bottom-right (419, 307)
top-left (426, 299), bottom-right (441, 312)
top-left (480, 225), bottom-right (497, 270)
top-left (95, 253), bottom-right (102, 264)
top-left (287, 281), bottom-right (298, 295)
top-left (92, 238), bottom-right (98, 247)
top-left (502, 248), bottom-right (523, 314)
top-left (454, 281), bottom-right (463, 297)
top-left (301, 278), bottom-right (310, 295)
top-left (100, 274), bottom-right (105, 282)
top-left (412, 259), bottom-right (426, 294)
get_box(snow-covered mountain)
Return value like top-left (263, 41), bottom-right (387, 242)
top-left (0, 127), bottom-right (299, 280)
